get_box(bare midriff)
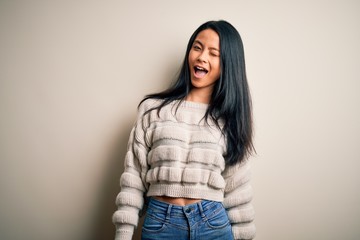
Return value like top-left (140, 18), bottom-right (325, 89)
top-left (154, 196), bottom-right (202, 206)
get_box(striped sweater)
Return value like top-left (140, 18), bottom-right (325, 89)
top-left (112, 99), bottom-right (255, 240)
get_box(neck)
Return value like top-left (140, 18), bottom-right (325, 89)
top-left (186, 89), bottom-right (212, 104)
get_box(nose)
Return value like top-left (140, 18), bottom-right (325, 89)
top-left (197, 52), bottom-right (208, 63)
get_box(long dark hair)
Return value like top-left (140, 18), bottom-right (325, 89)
top-left (140, 20), bottom-right (255, 166)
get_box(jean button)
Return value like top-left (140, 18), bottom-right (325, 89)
top-left (185, 208), bottom-right (191, 213)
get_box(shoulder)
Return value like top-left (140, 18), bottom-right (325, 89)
top-left (138, 98), bottom-right (164, 114)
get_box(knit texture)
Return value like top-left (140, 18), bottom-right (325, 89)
top-left (112, 99), bottom-right (255, 240)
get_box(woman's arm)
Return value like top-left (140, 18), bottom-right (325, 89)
top-left (223, 160), bottom-right (256, 240)
top-left (112, 103), bottom-right (150, 240)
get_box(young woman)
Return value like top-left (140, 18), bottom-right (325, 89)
top-left (112, 20), bottom-right (256, 240)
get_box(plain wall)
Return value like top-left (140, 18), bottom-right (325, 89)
top-left (1, 0), bottom-right (359, 239)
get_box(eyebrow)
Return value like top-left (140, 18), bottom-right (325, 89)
top-left (193, 40), bottom-right (220, 52)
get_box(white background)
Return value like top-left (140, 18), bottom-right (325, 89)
top-left (1, 0), bottom-right (359, 239)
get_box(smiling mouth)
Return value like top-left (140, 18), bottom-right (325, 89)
top-left (194, 66), bottom-right (208, 78)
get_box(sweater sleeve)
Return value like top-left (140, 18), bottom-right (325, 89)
top-left (222, 160), bottom-right (256, 240)
top-left (112, 103), bottom-right (151, 240)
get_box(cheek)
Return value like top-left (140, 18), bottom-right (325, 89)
top-left (188, 51), bottom-right (195, 63)
top-left (212, 60), bottom-right (221, 75)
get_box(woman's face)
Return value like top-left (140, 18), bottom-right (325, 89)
top-left (188, 29), bottom-right (221, 95)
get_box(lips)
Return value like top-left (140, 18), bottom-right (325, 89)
top-left (194, 66), bottom-right (208, 78)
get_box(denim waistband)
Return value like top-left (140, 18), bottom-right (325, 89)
top-left (142, 197), bottom-right (233, 239)
top-left (147, 197), bottom-right (221, 219)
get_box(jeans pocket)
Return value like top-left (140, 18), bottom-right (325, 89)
top-left (142, 215), bottom-right (167, 233)
top-left (206, 207), bottom-right (230, 229)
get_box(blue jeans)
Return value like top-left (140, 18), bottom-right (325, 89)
top-left (141, 197), bottom-right (234, 240)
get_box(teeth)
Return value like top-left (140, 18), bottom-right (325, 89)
top-left (195, 66), bottom-right (207, 71)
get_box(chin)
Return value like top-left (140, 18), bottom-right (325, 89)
top-left (190, 80), bottom-right (203, 88)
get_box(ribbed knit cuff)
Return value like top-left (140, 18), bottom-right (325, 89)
top-left (115, 225), bottom-right (134, 240)
top-left (115, 233), bottom-right (132, 240)
top-left (232, 223), bottom-right (256, 240)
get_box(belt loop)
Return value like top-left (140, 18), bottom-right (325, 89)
top-left (166, 203), bottom-right (172, 221)
top-left (197, 201), bottom-right (206, 218)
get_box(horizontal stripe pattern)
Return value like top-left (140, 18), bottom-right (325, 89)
top-left (113, 99), bottom-right (255, 240)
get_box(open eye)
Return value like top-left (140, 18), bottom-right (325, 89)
top-left (193, 45), bottom-right (201, 51)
